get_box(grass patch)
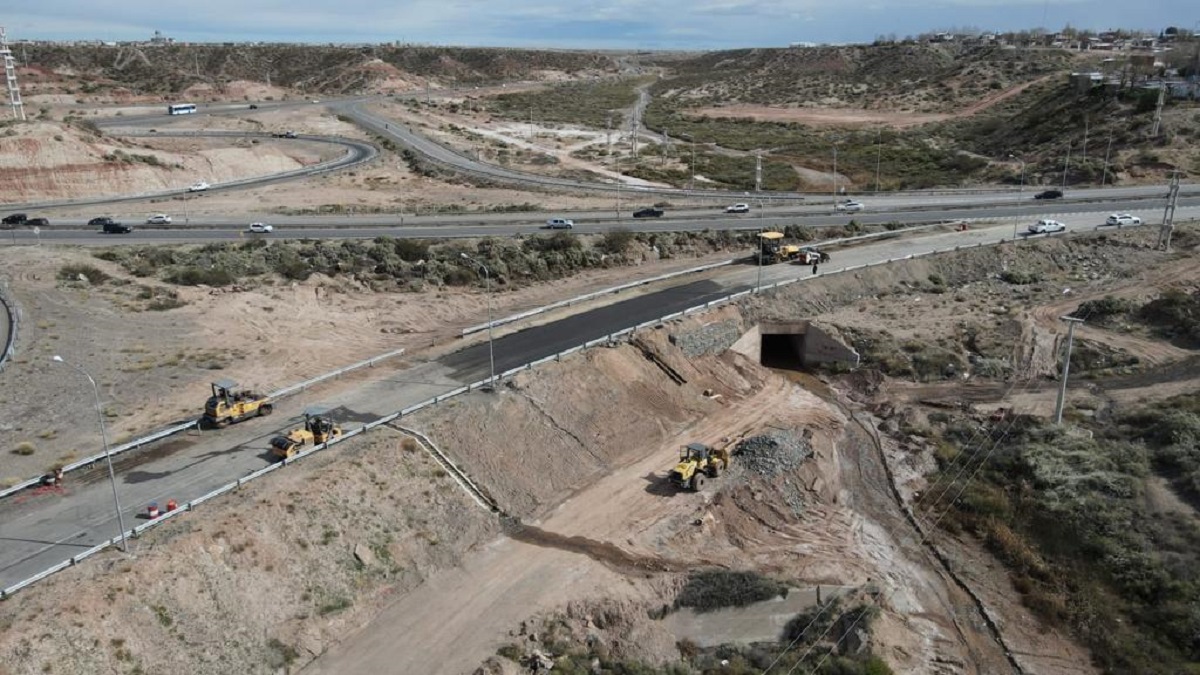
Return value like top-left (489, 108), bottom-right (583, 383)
top-left (12, 441), bottom-right (36, 456)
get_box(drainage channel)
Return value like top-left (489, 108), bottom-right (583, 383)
top-left (383, 423), bottom-right (500, 513)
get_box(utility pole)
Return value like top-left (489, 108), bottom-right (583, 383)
top-left (1101, 133), bottom-right (1113, 186)
top-left (690, 140), bottom-right (696, 190)
top-left (529, 106), bottom-right (534, 140)
top-left (755, 152), bottom-right (762, 192)
top-left (1151, 85), bottom-right (1166, 137)
top-left (1054, 316), bottom-right (1085, 425)
top-left (1158, 170), bottom-right (1181, 251)
top-left (831, 145), bottom-right (838, 206)
top-left (874, 127), bottom-right (883, 194)
top-left (1061, 141), bottom-right (1071, 190)
top-left (606, 113), bottom-right (612, 156)
top-left (1081, 116), bottom-right (1089, 159)
top-left (615, 153), bottom-right (622, 222)
top-left (662, 128), bottom-right (669, 167)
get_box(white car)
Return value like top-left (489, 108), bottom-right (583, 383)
top-left (1028, 219), bottom-right (1066, 234)
top-left (835, 200), bottom-right (864, 212)
top-left (1104, 213), bottom-right (1142, 227)
top-left (188, 181), bottom-right (210, 192)
top-left (725, 203), bottom-right (750, 213)
top-left (146, 214), bottom-right (172, 225)
top-left (545, 218), bottom-right (574, 229)
top-left (247, 222), bottom-right (273, 233)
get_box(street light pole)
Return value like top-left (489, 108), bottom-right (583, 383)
top-left (1009, 153), bottom-right (1027, 240)
top-left (52, 355), bottom-right (128, 552)
top-left (459, 254), bottom-right (496, 390)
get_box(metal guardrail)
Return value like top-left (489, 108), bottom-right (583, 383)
top-left (0, 234), bottom-right (1008, 599)
top-left (0, 347), bottom-right (407, 500)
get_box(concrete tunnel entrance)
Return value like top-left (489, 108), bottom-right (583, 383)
top-left (732, 321), bottom-right (860, 371)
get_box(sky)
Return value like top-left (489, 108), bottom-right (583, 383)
top-left (3, 0), bottom-right (1195, 49)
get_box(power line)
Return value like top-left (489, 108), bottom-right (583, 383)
top-left (771, 300), bottom-right (1103, 674)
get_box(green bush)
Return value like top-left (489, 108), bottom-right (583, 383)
top-left (57, 264), bottom-right (109, 285)
top-left (598, 227), bottom-right (635, 255)
top-left (675, 570), bottom-right (787, 613)
top-left (1000, 269), bottom-right (1039, 285)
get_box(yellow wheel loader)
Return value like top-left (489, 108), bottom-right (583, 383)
top-left (203, 379), bottom-right (272, 428)
top-left (668, 442), bottom-right (732, 491)
top-left (270, 411), bottom-right (343, 460)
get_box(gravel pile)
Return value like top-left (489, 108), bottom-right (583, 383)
top-left (736, 430), bottom-right (812, 478)
top-left (669, 320), bottom-right (742, 358)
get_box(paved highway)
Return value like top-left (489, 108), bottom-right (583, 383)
top-left (0, 209), bottom-right (1189, 592)
top-left (3, 197), bottom-right (1194, 246)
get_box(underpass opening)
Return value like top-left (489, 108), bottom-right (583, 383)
top-left (757, 321), bottom-right (859, 371)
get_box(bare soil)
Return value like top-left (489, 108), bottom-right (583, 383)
top-left (0, 244), bottom-right (734, 483)
top-left (5, 227), bottom-right (1197, 674)
top-left (688, 76), bottom-right (1053, 128)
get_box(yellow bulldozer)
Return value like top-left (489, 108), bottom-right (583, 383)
top-left (270, 410), bottom-right (343, 460)
top-left (203, 379), bottom-right (273, 428)
top-left (668, 441), bottom-right (733, 491)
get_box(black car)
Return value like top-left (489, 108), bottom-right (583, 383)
top-left (249, 104), bottom-right (259, 109)
top-left (2, 213), bottom-right (27, 225)
top-left (26, 217), bottom-right (49, 227)
top-left (1034, 189), bottom-right (1063, 200)
top-left (102, 221), bottom-right (132, 234)
top-left (633, 207), bottom-right (664, 218)
top-left (89, 217), bottom-right (116, 226)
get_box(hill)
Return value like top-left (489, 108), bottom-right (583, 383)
top-left (18, 45), bottom-right (619, 98)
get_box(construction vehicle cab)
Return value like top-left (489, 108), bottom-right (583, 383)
top-left (203, 379), bottom-right (272, 428)
top-left (756, 231), bottom-right (811, 265)
top-left (270, 409), bottom-right (343, 460)
top-left (668, 442), bottom-right (731, 491)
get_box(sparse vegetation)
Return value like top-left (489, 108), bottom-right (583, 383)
top-left (12, 442), bottom-right (36, 456)
top-left (484, 77), bottom-right (646, 128)
top-left (675, 570), bottom-right (787, 613)
top-left (57, 264), bottom-right (110, 285)
top-left (930, 394), bottom-right (1200, 674)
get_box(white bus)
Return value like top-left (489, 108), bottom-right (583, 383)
top-left (167, 103), bottom-right (197, 115)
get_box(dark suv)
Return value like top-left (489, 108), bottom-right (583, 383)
top-left (633, 207), bottom-right (664, 218)
top-left (1034, 189), bottom-right (1063, 200)
top-left (2, 213), bottom-right (27, 225)
top-left (91, 217), bottom-right (131, 234)
top-left (26, 217), bottom-right (49, 227)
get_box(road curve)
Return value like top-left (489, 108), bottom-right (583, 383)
top-left (0, 127), bottom-right (378, 212)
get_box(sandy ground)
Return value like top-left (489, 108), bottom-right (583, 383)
top-left (310, 323), bottom-right (1009, 674)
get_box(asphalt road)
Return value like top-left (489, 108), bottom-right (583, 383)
top-left (4, 197), bottom-right (1194, 246)
top-left (0, 209), bottom-right (1171, 591)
